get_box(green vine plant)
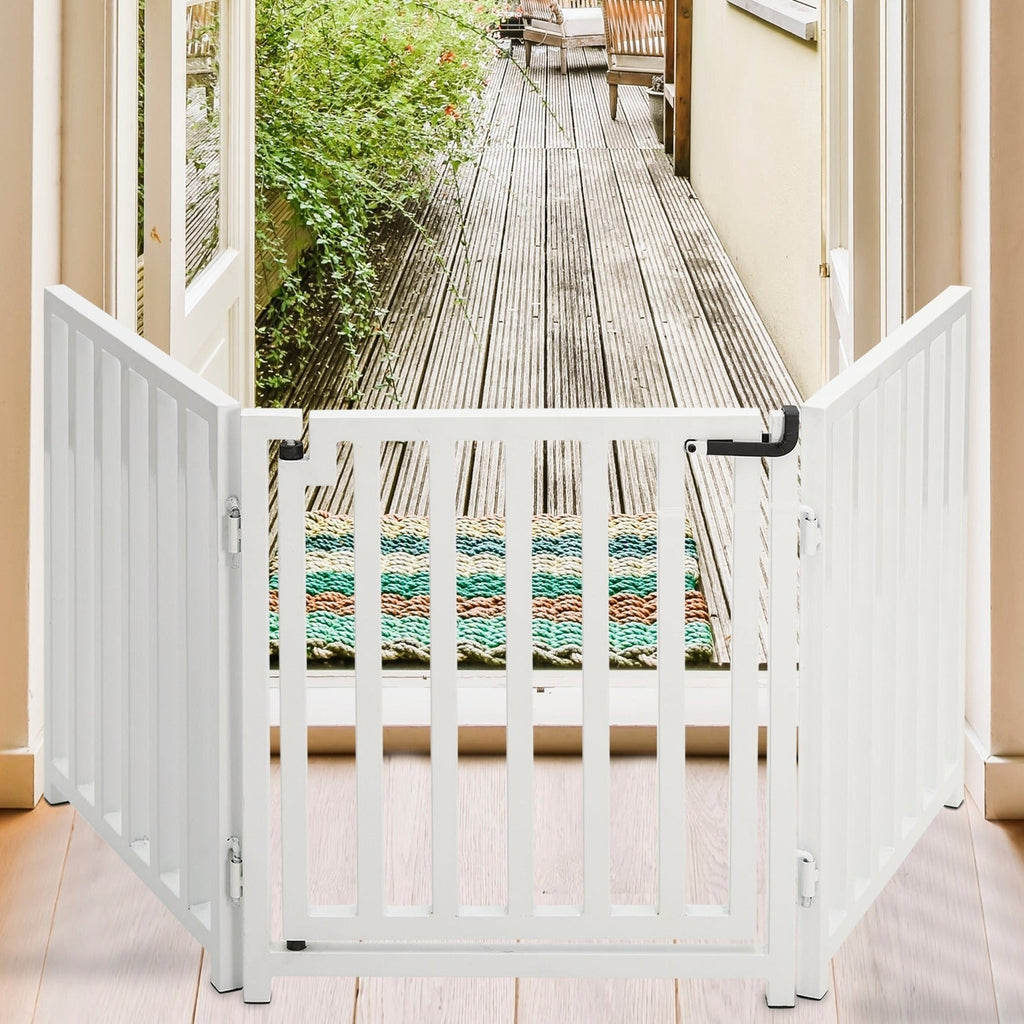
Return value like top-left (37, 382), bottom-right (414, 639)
top-left (254, 0), bottom-right (504, 406)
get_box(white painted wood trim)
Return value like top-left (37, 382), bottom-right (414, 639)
top-left (823, 0), bottom-right (853, 379)
top-left (882, 0), bottom-right (904, 335)
top-left (143, 0), bottom-right (187, 355)
top-left (726, 0), bottom-right (818, 41)
top-left (0, 740), bottom-right (45, 809)
top-left (111, 0), bottom-right (139, 329)
top-left (184, 249), bottom-right (243, 351)
top-left (265, 943), bottom-right (777, 978)
top-left (268, 669), bottom-right (770, 743)
top-left (965, 721), bottom-right (1024, 820)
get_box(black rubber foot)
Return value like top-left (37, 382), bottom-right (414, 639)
top-left (286, 940), bottom-right (307, 951)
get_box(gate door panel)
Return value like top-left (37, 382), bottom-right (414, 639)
top-left (797, 286), bottom-right (971, 997)
top-left (239, 408), bottom-right (801, 1004)
top-left (43, 286), bottom-right (243, 992)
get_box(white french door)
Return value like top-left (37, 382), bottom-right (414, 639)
top-left (142, 0), bottom-right (255, 403)
top-left (823, 0), bottom-right (906, 378)
top-left (823, 0), bottom-right (854, 376)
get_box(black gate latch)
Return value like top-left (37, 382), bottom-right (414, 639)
top-left (686, 405), bottom-right (799, 459)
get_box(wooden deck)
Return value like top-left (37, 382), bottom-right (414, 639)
top-left (277, 45), bottom-right (799, 664)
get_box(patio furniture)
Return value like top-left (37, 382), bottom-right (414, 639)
top-left (521, 0), bottom-right (606, 76)
top-left (602, 0), bottom-right (665, 120)
top-left (186, 1), bottom-right (218, 118)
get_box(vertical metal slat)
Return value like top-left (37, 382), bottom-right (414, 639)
top-left (505, 439), bottom-right (534, 919)
top-left (354, 439), bottom-right (385, 921)
top-left (727, 453), bottom-right (760, 931)
top-left (581, 441), bottom-right (610, 920)
top-left (657, 440), bottom-right (687, 920)
top-left (429, 439), bottom-right (459, 919)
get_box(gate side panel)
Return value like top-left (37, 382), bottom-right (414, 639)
top-left (797, 287), bottom-right (971, 997)
top-left (43, 286), bottom-right (242, 986)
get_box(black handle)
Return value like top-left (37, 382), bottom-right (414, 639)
top-left (686, 406), bottom-right (799, 459)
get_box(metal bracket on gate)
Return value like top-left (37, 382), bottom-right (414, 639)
top-left (228, 837), bottom-right (243, 903)
top-left (685, 405), bottom-right (799, 459)
top-left (225, 497), bottom-right (242, 568)
top-left (799, 506), bottom-right (822, 557)
top-left (797, 849), bottom-right (819, 908)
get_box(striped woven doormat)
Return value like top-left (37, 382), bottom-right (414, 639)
top-left (268, 511), bottom-right (715, 667)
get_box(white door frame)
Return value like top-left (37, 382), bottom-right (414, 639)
top-left (881, 0), bottom-right (904, 336)
top-left (823, 0), bottom-right (906, 378)
top-left (141, 0), bottom-right (255, 403)
top-left (822, 0), bottom-right (854, 377)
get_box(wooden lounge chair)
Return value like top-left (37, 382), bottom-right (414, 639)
top-left (186, 1), bottom-right (218, 118)
top-left (601, 0), bottom-right (665, 120)
top-left (521, 0), bottom-right (606, 76)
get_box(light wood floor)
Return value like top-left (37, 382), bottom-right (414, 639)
top-left (2, 756), bottom-right (1021, 1023)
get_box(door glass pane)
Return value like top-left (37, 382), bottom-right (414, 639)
top-left (185, 1), bottom-right (221, 284)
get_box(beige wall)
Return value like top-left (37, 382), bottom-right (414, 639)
top-left (61, 0), bottom-right (115, 311)
top-left (0, 0), bottom-right (61, 808)
top-left (689, 0), bottom-right (822, 397)
top-left (905, 0), bottom-right (962, 317)
top-left (957, 0), bottom-right (991, 791)
top-left (987, 1), bottom-right (1024, 762)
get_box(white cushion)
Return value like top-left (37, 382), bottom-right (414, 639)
top-left (559, 7), bottom-right (605, 37)
top-left (608, 53), bottom-right (664, 73)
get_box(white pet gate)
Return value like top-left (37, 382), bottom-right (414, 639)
top-left (42, 283), bottom-right (971, 1006)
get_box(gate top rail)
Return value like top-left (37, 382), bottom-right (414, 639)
top-left (805, 285), bottom-right (971, 417)
top-left (46, 285), bottom-right (237, 414)
top-left (303, 406), bottom-right (765, 446)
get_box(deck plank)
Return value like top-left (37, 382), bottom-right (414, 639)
top-left (304, 71), bottom-right (524, 519)
top-left (465, 140), bottom-right (547, 517)
top-left (545, 148), bottom-right (608, 514)
top-left (386, 142), bottom-right (519, 517)
top-left (577, 145), bottom-right (674, 515)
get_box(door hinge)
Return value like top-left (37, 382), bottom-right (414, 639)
top-left (226, 497), bottom-right (241, 567)
top-left (819, 261), bottom-right (831, 279)
top-left (228, 836), bottom-right (243, 902)
top-left (799, 506), bottom-right (822, 557)
top-left (797, 849), bottom-right (819, 907)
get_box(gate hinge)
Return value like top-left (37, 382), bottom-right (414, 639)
top-left (799, 506), bottom-right (822, 557)
top-left (797, 849), bottom-right (819, 907)
top-left (226, 497), bottom-right (241, 567)
top-left (228, 836), bottom-right (243, 903)
top-left (819, 261), bottom-right (831, 279)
